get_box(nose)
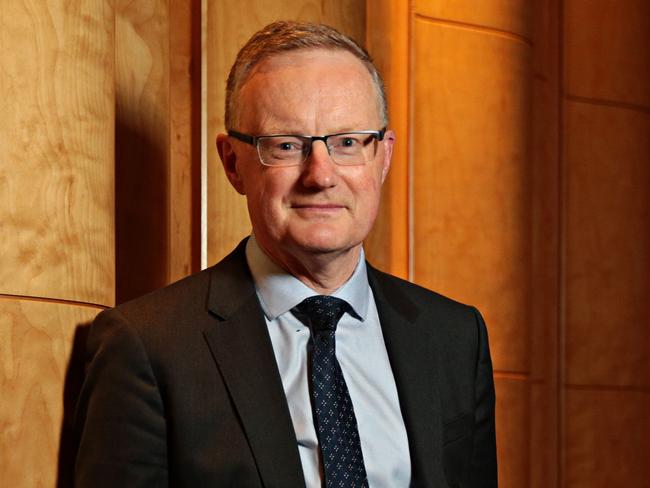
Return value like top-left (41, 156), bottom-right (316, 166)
top-left (300, 140), bottom-right (337, 189)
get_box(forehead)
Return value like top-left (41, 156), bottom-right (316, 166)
top-left (237, 48), bottom-right (381, 132)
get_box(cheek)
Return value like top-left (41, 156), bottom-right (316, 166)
top-left (351, 169), bottom-right (385, 212)
top-left (246, 173), bottom-right (291, 226)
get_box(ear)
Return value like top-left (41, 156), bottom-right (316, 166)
top-left (216, 133), bottom-right (246, 195)
top-left (380, 129), bottom-right (395, 184)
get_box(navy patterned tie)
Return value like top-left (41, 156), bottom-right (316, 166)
top-left (292, 296), bottom-right (368, 488)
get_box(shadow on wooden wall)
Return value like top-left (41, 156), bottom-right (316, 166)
top-left (56, 323), bottom-right (91, 487)
top-left (115, 113), bottom-right (170, 304)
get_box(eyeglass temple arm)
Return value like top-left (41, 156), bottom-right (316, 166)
top-left (227, 130), bottom-right (257, 146)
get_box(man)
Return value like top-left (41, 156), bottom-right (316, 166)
top-left (75, 21), bottom-right (497, 488)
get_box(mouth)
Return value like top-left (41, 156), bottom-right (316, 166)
top-left (292, 203), bottom-right (345, 209)
top-left (290, 202), bottom-right (347, 214)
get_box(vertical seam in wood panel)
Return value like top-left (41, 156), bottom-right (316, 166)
top-left (200, 0), bottom-right (208, 270)
top-left (557, 0), bottom-right (567, 486)
top-left (407, 0), bottom-right (414, 282)
top-left (167, 0), bottom-right (173, 284)
top-left (191, 0), bottom-right (202, 274)
top-left (113, 3), bottom-right (118, 302)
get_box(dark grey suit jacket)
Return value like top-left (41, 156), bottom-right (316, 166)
top-left (74, 241), bottom-right (497, 487)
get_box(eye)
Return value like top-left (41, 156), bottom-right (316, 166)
top-left (263, 137), bottom-right (304, 152)
top-left (331, 135), bottom-right (362, 149)
top-left (277, 141), bottom-right (300, 151)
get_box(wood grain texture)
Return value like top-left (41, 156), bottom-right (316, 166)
top-left (564, 0), bottom-right (650, 108)
top-left (0, 298), bottom-right (102, 487)
top-left (364, 0), bottom-right (410, 278)
top-left (0, 0), bottom-right (115, 306)
top-left (564, 101), bottom-right (650, 388)
top-left (411, 17), bottom-right (533, 375)
top-left (169, 0), bottom-right (201, 282)
top-left (205, 0), bottom-right (366, 265)
top-left (565, 388), bottom-right (650, 488)
top-left (414, 0), bottom-right (531, 39)
top-left (494, 377), bottom-right (529, 488)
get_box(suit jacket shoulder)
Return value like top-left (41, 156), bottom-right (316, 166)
top-left (75, 241), bottom-right (305, 488)
top-left (112, 240), bottom-right (254, 333)
top-left (366, 262), bottom-right (498, 487)
top-left (367, 262), bottom-right (486, 365)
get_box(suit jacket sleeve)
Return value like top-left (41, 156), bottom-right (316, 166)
top-left (466, 307), bottom-right (498, 487)
top-left (74, 308), bottom-right (168, 487)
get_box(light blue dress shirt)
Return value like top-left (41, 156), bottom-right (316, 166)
top-left (245, 237), bottom-right (411, 488)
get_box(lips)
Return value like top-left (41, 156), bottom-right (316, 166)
top-left (291, 203), bottom-right (345, 209)
top-left (290, 202), bottom-right (348, 216)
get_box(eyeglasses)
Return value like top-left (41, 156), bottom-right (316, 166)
top-left (228, 128), bottom-right (386, 167)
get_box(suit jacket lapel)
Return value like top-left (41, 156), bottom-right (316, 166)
top-left (202, 242), bottom-right (306, 488)
top-left (367, 264), bottom-right (448, 487)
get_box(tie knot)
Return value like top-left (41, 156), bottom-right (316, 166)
top-left (292, 295), bottom-right (351, 332)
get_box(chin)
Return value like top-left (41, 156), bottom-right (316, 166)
top-left (289, 231), bottom-right (361, 256)
top-left (275, 218), bottom-right (370, 255)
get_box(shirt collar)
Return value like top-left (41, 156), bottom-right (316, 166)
top-left (245, 235), bottom-right (369, 322)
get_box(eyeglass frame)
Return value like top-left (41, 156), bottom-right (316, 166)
top-left (227, 128), bottom-right (387, 167)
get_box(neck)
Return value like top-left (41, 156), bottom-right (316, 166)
top-left (256, 240), bottom-right (362, 295)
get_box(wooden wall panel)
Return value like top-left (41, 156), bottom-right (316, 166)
top-left (0, 299), bottom-right (102, 486)
top-left (0, 2), bottom-right (115, 486)
top-left (322, 0), bottom-right (366, 43)
top-left (530, 0), bottom-right (561, 383)
top-left (530, 383), bottom-right (558, 488)
top-left (529, 0), bottom-right (561, 486)
top-left (494, 377), bottom-right (529, 487)
top-left (561, 2), bottom-right (650, 488)
top-left (115, 0), bottom-right (172, 303)
top-left (564, 102), bottom-right (650, 387)
top-left (411, 17), bottom-right (532, 375)
top-left (565, 389), bottom-right (650, 488)
top-left (410, 9), bottom-right (534, 486)
top-left (414, 0), bottom-right (531, 37)
top-left (115, 0), bottom-right (200, 302)
top-left (365, 0), bottom-right (410, 278)
top-left (564, 0), bottom-right (650, 107)
top-left (206, 0), bottom-right (366, 265)
top-left (0, 0), bottom-right (115, 306)
top-left (169, 0), bottom-right (202, 283)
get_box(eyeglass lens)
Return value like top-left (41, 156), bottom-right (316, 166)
top-left (257, 133), bottom-right (379, 166)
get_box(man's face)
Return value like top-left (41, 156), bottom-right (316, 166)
top-left (218, 48), bottom-right (393, 266)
